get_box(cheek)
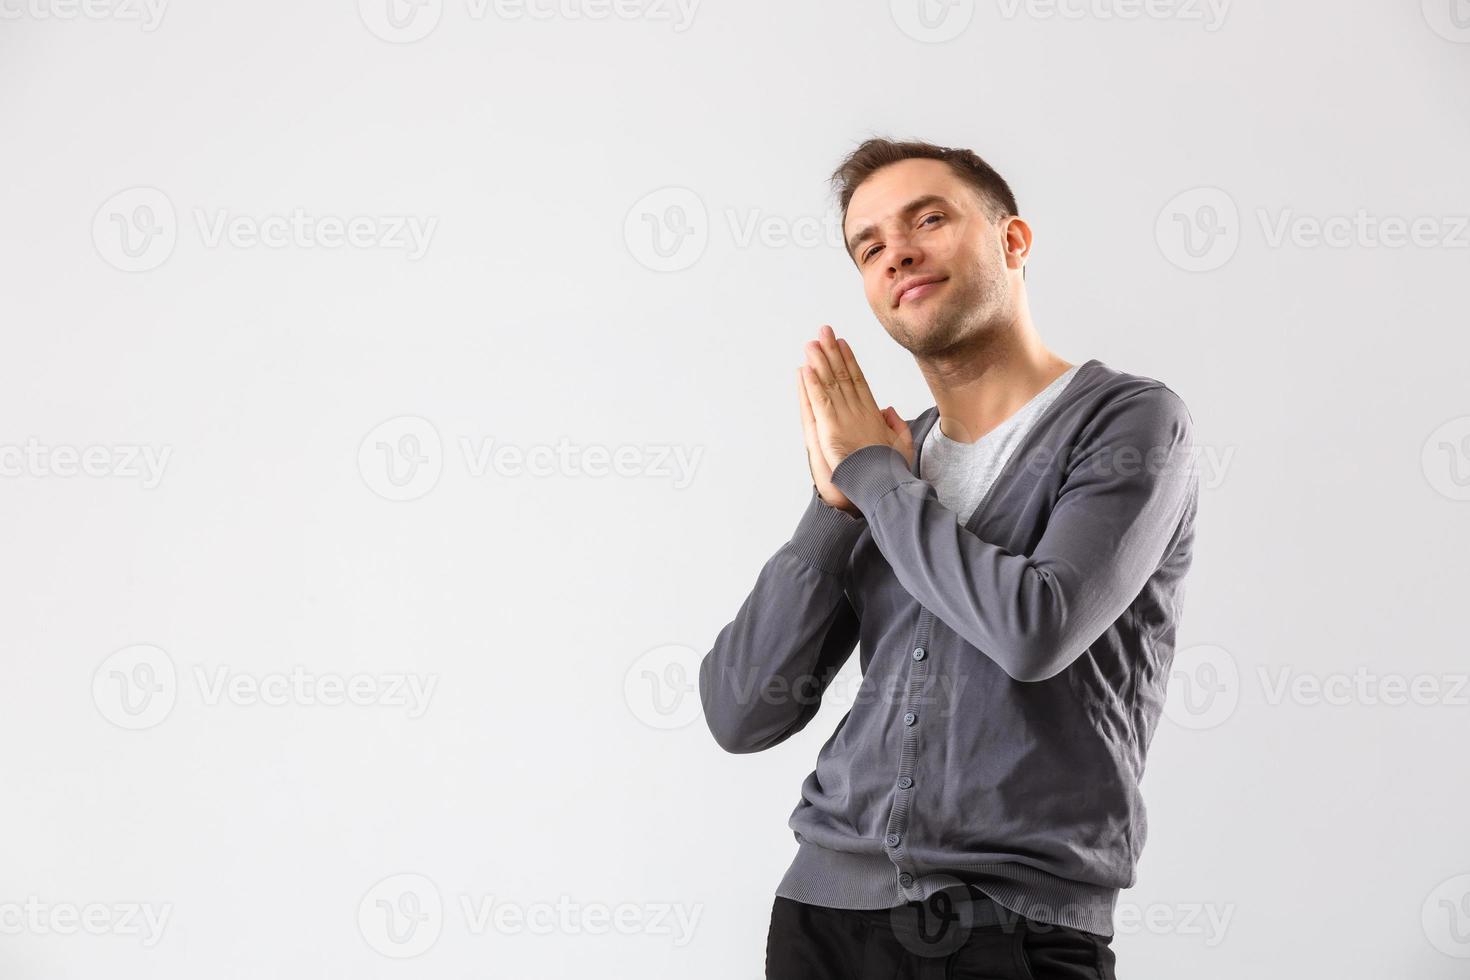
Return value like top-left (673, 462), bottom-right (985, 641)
top-left (936, 231), bottom-right (968, 265)
top-left (864, 274), bottom-right (886, 308)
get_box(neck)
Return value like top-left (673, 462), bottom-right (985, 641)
top-left (915, 311), bottom-right (1072, 444)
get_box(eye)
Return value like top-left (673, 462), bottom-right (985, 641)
top-left (861, 214), bottom-right (945, 263)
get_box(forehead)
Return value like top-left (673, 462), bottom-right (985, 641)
top-left (843, 158), bottom-right (971, 235)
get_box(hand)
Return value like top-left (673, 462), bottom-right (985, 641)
top-left (797, 325), bottom-right (914, 508)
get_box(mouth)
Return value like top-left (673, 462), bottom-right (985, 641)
top-left (895, 277), bottom-right (947, 307)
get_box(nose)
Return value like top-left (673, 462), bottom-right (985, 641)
top-left (884, 234), bottom-right (924, 273)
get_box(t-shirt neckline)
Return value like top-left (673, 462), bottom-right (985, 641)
top-left (927, 361), bottom-right (1084, 449)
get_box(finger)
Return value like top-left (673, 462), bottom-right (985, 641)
top-left (797, 367), bottom-right (821, 463)
top-left (806, 327), bottom-right (855, 412)
top-left (798, 363), bottom-right (828, 419)
top-left (799, 364), bottom-right (839, 460)
top-left (835, 336), bottom-right (882, 415)
top-left (816, 325), bottom-right (857, 409)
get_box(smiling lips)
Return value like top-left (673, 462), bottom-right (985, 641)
top-left (894, 275), bottom-right (947, 306)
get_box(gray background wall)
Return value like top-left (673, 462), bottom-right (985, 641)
top-left (2, 0), bottom-right (1467, 976)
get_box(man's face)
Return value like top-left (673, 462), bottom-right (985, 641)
top-left (843, 158), bottom-right (1021, 357)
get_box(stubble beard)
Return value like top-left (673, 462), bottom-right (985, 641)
top-left (880, 260), bottom-right (1011, 359)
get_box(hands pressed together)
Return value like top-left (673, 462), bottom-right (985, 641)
top-left (797, 324), bottom-right (915, 516)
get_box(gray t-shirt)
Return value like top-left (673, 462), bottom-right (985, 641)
top-left (919, 364), bottom-right (1080, 525)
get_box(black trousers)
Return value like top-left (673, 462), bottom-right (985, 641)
top-left (765, 890), bottom-right (1118, 980)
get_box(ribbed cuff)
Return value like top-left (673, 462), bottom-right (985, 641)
top-left (783, 484), bottom-right (867, 576)
top-left (829, 444), bottom-right (915, 517)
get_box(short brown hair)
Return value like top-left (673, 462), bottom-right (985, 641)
top-left (829, 137), bottom-right (1019, 243)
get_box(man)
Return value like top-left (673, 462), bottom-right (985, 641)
top-left (698, 137), bottom-right (1199, 980)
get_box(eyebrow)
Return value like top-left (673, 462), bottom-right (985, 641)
top-left (845, 194), bottom-right (953, 260)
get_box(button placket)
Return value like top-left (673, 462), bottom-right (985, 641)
top-left (885, 609), bottom-right (934, 899)
top-left (887, 427), bottom-right (939, 900)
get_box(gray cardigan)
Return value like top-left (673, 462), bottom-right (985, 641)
top-left (698, 357), bottom-right (1199, 937)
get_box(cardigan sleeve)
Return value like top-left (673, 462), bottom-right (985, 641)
top-left (698, 486), bottom-right (865, 753)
